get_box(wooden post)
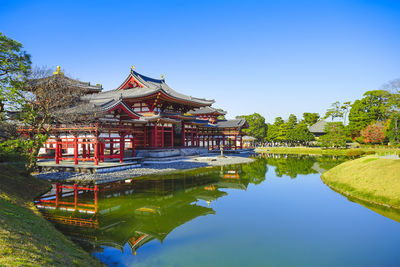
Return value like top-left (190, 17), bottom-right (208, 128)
top-left (161, 125), bottom-right (164, 148)
top-left (132, 136), bottom-right (135, 157)
top-left (235, 135), bottom-right (237, 150)
top-left (82, 139), bottom-right (86, 158)
top-left (196, 127), bottom-right (199, 147)
top-left (110, 138), bottom-right (114, 155)
top-left (222, 135), bottom-right (225, 148)
top-left (144, 126), bottom-right (147, 147)
top-left (74, 136), bottom-right (78, 165)
top-left (240, 135), bottom-right (243, 149)
top-left (100, 142), bottom-right (105, 163)
top-left (182, 123), bottom-right (185, 147)
top-left (191, 128), bottom-right (194, 147)
top-left (120, 134), bottom-right (125, 163)
top-left (94, 137), bottom-right (99, 165)
top-left (154, 125), bottom-right (158, 148)
top-left (171, 127), bottom-right (174, 147)
top-left (55, 138), bottom-right (60, 164)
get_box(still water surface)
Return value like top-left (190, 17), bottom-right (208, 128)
top-left (37, 155), bottom-right (400, 266)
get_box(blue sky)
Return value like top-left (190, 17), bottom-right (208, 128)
top-left (1, 0), bottom-right (400, 122)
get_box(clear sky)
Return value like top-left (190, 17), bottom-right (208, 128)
top-left (1, 0), bottom-right (400, 122)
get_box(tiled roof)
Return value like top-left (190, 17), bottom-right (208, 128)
top-left (308, 119), bottom-right (327, 133)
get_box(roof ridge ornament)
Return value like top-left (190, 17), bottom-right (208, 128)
top-left (53, 65), bottom-right (64, 75)
top-left (132, 65), bottom-right (135, 71)
top-left (161, 74), bottom-right (164, 79)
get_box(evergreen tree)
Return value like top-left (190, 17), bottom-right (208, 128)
top-left (236, 113), bottom-right (267, 142)
top-left (347, 90), bottom-right (392, 137)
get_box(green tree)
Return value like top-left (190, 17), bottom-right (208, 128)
top-left (282, 114), bottom-right (298, 145)
top-left (347, 90), bottom-right (392, 137)
top-left (301, 112), bottom-right (320, 126)
top-left (236, 113), bottom-right (267, 142)
top-left (324, 101), bottom-right (343, 121)
top-left (0, 33), bottom-right (31, 162)
top-left (266, 117), bottom-right (284, 141)
top-left (318, 122), bottom-right (347, 148)
top-left (385, 113), bottom-right (400, 145)
top-left (287, 123), bottom-right (315, 145)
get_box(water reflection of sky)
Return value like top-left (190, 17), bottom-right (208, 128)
top-left (37, 156), bottom-right (400, 266)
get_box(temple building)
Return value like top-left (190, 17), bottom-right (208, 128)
top-left (31, 66), bottom-right (249, 165)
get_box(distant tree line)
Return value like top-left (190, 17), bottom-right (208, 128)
top-left (237, 82), bottom-right (400, 148)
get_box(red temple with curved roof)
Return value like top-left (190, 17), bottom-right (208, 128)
top-left (27, 67), bottom-right (249, 165)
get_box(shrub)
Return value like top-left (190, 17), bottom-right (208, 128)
top-left (0, 139), bottom-right (29, 163)
top-left (346, 149), bottom-right (365, 158)
top-left (364, 151), bottom-right (375, 155)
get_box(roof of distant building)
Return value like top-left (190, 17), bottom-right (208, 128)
top-left (308, 119), bottom-right (327, 133)
top-left (188, 106), bottom-right (227, 116)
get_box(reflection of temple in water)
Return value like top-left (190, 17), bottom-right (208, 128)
top-left (35, 165), bottom-right (253, 254)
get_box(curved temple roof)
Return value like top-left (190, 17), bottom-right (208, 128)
top-left (187, 106), bottom-right (227, 116)
top-left (95, 69), bottom-right (215, 107)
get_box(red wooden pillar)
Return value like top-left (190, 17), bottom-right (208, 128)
top-left (131, 136), bottom-right (135, 157)
top-left (154, 125), bottom-right (158, 148)
top-left (110, 138), bottom-right (114, 155)
top-left (55, 138), bottom-right (60, 164)
top-left (100, 142), bottom-right (105, 163)
top-left (182, 123), bottom-right (185, 147)
top-left (234, 135), bottom-right (237, 150)
top-left (240, 135), bottom-right (243, 149)
top-left (120, 134), bottom-right (125, 163)
top-left (196, 127), bottom-right (199, 147)
top-left (171, 127), bottom-right (174, 148)
top-left (191, 128), bottom-right (194, 147)
top-left (144, 126), bottom-right (147, 147)
top-left (222, 135), bottom-right (225, 148)
top-left (94, 137), bottom-right (99, 165)
top-left (87, 141), bottom-right (90, 158)
top-left (207, 135), bottom-right (210, 149)
top-left (82, 139), bottom-right (86, 158)
top-left (74, 136), bottom-right (78, 165)
top-left (161, 125), bottom-right (164, 148)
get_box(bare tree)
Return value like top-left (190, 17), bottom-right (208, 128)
top-left (9, 66), bottom-right (104, 170)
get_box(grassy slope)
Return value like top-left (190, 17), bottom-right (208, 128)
top-left (0, 163), bottom-right (103, 266)
top-left (321, 156), bottom-right (400, 208)
top-left (256, 146), bottom-right (400, 156)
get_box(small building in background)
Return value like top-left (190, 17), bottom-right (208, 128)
top-left (308, 119), bottom-right (327, 138)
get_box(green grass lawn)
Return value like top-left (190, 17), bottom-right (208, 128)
top-left (0, 163), bottom-right (103, 266)
top-left (256, 146), bottom-right (400, 156)
top-left (321, 156), bottom-right (400, 208)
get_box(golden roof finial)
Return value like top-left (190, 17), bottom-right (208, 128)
top-left (161, 74), bottom-right (164, 79)
top-left (53, 65), bottom-right (63, 75)
top-left (132, 65), bottom-right (135, 70)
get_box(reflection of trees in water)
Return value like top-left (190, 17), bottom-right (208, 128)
top-left (264, 154), bottom-right (317, 178)
top-left (240, 158), bottom-right (268, 185)
top-left (261, 154), bottom-right (348, 179)
top-left (315, 156), bottom-right (347, 171)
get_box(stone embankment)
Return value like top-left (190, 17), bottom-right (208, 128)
top-left (36, 155), bottom-right (255, 184)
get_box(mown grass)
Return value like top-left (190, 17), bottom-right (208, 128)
top-left (0, 163), bottom-right (103, 266)
top-left (321, 156), bottom-right (400, 208)
top-left (256, 146), bottom-right (400, 156)
top-left (256, 147), bottom-right (348, 155)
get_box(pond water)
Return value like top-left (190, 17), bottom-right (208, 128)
top-left (36, 155), bottom-right (400, 266)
